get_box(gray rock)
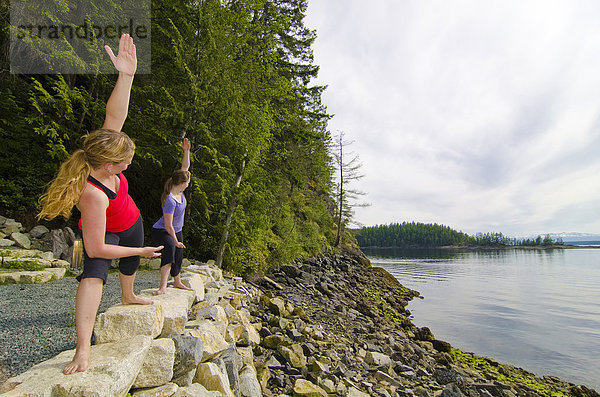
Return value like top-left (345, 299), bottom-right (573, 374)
top-left (262, 334), bottom-right (288, 349)
top-left (434, 368), bottom-right (464, 385)
top-left (2, 335), bottom-right (152, 396)
top-left (374, 370), bottom-right (402, 386)
top-left (239, 364), bottom-right (262, 397)
top-left (280, 265), bottom-right (300, 278)
top-left (365, 351), bottom-right (392, 367)
top-left (173, 382), bottom-right (221, 397)
top-left (277, 344), bottom-right (306, 368)
top-left (433, 339), bottom-right (452, 353)
top-left (318, 378), bottom-right (336, 394)
top-left (132, 382), bottom-right (179, 396)
top-left (299, 271), bottom-right (316, 285)
top-left (2, 226), bottom-right (20, 235)
top-left (265, 355), bottom-right (283, 369)
top-left (169, 334), bottom-right (204, 379)
top-left (10, 233), bottom-right (31, 249)
top-left (51, 228), bottom-right (70, 260)
top-left (293, 378), bottom-right (327, 397)
top-left (29, 225), bottom-right (50, 239)
top-left (193, 362), bottom-right (235, 397)
top-left (132, 338), bottom-right (176, 389)
top-left (415, 327), bottom-right (435, 342)
top-left (172, 368), bottom-right (196, 387)
top-left (0, 239), bottom-right (15, 247)
top-left (268, 297), bottom-right (289, 317)
top-left (215, 347), bottom-right (243, 397)
top-left (441, 383), bottom-right (465, 397)
top-left (93, 303), bottom-right (164, 344)
top-left (3, 219), bottom-right (21, 228)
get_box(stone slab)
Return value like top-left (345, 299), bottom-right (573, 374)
top-left (171, 273), bottom-right (205, 302)
top-left (94, 302), bottom-right (164, 344)
top-left (140, 288), bottom-right (194, 337)
top-left (184, 319), bottom-right (230, 360)
top-left (2, 335), bottom-right (152, 397)
top-left (133, 338), bottom-right (176, 388)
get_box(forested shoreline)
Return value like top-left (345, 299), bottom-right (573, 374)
top-left (1, 0), bottom-right (341, 274)
top-left (355, 221), bottom-right (565, 248)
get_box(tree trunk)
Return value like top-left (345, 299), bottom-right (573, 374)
top-left (216, 155), bottom-right (246, 268)
top-left (335, 142), bottom-right (343, 247)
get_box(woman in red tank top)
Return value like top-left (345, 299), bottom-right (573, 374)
top-left (38, 34), bottom-right (162, 375)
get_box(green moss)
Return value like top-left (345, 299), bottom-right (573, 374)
top-left (0, 250), bottom-right (40, 259)
top-left (137, 263), bottom-right (153, 271)
top-left (371, 267), bottom-right (420, 301)
top-left (63, 269), bottom-right (79, 278)
top-left (361, 286), bottom-right (408, 327)
top-left (1, 259), bottom-right (46, 272)
top-left (450, 349), bottom-right (571, 397)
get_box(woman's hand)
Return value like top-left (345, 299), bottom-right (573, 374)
top-left (105, 33), bottom-right (137, 76)
top-left (176, 241), bottom-right (186, 249)
top-left (141, 246), bottom-right (163, 257)
top-left (181, 138), bottom-right (191, 151)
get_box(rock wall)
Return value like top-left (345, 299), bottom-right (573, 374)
top-left (1, 262), bottom-right (264, 397)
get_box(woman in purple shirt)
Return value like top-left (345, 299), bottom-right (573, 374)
top-left (151, 138), bottom-right (193, 294)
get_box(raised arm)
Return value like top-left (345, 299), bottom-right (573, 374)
top-left (102, 33), bottom-right (137, 132)
top-left (180, 138), bottom-right (191, 172)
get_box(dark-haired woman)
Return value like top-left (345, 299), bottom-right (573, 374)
top-left (151, 138), bottom-right (193, 294)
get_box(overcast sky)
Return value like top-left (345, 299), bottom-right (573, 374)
top-left (305, 0), bottom-right (600, 237)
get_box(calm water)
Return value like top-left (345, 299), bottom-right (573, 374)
top-left (364, 247), bottom-right (600, 390)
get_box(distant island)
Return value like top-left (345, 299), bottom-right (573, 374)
top-left (355, 221), bottom-right (567, 249)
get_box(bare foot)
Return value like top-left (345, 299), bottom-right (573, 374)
top-left (63, 350), bottom-right (89, 375)
top-left (122, 295), bottom-right (154, 305)
top-left (173, 282), bottom-right (193, 291)
top-left (156, 288), bottom-right (166, 295)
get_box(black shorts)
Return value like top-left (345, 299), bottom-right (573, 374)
top-left (151, 228), bottom-right (183, 277)
top-left (77, 215), bottom-right (144, 284)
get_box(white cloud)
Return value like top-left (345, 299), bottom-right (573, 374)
top-left (306, 0), bottom-right (600, 236)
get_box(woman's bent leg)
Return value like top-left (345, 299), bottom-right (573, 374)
top-left (151, 228), bottom-right (177, 293)
top-left (118, 216), bottom-right (151, 304)
top-left (171, 237), bottom-right (190, 290)
top-left (157, 264), bottom-right (171, 295)
top-left (63, 277), bottom-right (103, 374)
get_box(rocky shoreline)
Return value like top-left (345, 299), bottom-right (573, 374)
top-left (361, 245), bottom-right (591, 250)
top-left (1, 209), bottom-right (599, 396)
top-left (248, 247), bottom-right (599, 396)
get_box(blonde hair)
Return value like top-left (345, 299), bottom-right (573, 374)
top-left (38, 129), bottom-right (135, 220)
top-left (161, 170), bottom-right (191, 206)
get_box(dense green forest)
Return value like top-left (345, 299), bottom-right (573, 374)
top-left (356, 222), bottom-right (473, 247)
top-left (0, 0), bottom-right (342, 274)
top-left (356, 222), bottom-right (563, 248)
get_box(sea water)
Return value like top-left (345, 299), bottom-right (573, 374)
top-left (364, 247), bottom-right (600, 390)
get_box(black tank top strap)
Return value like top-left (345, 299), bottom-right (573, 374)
top-left (87, 174), bottom-right (117, 199)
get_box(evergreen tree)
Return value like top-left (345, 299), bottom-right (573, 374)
top-left (1, 0), bottom-right (337, 274)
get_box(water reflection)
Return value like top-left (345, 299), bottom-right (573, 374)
top-left (363, 247), bottom-right (463, 260)
top-left (366, 248), bottom-right (600, 391)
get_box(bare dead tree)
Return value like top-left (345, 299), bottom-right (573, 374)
top-left (332, 131), bottom-right (369, 247)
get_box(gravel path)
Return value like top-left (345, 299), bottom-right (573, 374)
top-left (0, 270), bottom-right (161, 381)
